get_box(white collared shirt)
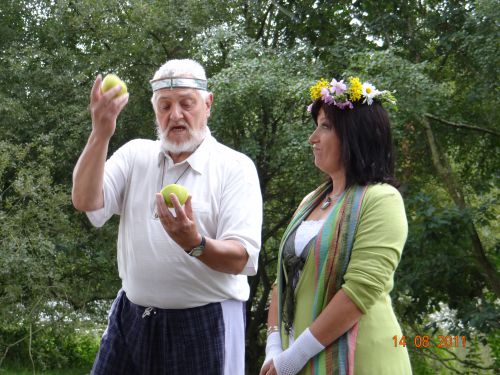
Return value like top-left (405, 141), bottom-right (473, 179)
top-left (86, 132), bottom-right (263, 308)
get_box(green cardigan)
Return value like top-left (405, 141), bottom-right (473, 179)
top-left (287, 183), bottom-right (412, 375)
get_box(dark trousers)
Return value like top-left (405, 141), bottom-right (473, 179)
top-left (91, 290), bottom-right (225, 375)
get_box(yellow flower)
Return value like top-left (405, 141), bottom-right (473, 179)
top-left (348, 76), bottom-right (362, 102)
top-left (309, 78), bottom-right (329, 101)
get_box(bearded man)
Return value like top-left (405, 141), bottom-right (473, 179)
top-left (72, 59), bottom-right (262, 375)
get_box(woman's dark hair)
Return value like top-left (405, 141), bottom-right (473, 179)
top-left (310, 99), bottom-right (399, 188)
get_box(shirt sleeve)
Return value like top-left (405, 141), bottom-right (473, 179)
top-left (342, 184), bottom-right (408, 313)
top-left (216, 155), bottom-right (263, 276)
top-left (86, 141), bottom-right (133, 227)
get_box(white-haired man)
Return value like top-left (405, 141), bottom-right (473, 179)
top-left (72, 59), bottom-right (262, 374)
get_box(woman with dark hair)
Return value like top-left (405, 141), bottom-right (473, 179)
top-left (260, 77), bottom-right (411, 375)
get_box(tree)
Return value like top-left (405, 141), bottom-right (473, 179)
top-left (0, 0), bottom-right (498, 372)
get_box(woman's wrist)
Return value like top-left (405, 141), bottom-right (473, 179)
top-left (263, 331), bottom-right (283, 369)
top-left (267, 325), bottom-right (280, 336)
top-left (273, 328), bottom-right (324, 375)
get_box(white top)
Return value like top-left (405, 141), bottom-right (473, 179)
top-left (86, 132), bottom-right (263, 309)
top-left (294, 220), bottom-right (324, 257)
top-left (290, 219), bottom-right (324, 344)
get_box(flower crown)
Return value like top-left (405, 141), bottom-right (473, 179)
top-left (307, 76), bottom-right (396, 112)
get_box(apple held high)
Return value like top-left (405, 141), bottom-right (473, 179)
top-left (101, 74), bottom-right (128, 98)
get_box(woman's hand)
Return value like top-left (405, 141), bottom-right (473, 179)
top-left (260, 359), bottom-right (277, 375)
top-left (260, 330), bottom-right (282, 375)
top-left (271, 328), bottom-right (325, 375)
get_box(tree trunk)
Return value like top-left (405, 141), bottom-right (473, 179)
top-left (422, 118), bottom-right (500, 298)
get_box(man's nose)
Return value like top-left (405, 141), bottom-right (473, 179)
top-left (170, 103), bottom-right (182, 121)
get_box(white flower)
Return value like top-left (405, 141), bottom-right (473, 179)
top-left (362, 82), bottom-right (378, 105)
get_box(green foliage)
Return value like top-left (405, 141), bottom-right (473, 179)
top-left (0, 367), bottom-right (91, 375)
top-left (0, 321), bottom-right (102, 370)
top-left (0, 138), bottom-right (116, 369)
top-left (395, 190), bottom-right (499, 333)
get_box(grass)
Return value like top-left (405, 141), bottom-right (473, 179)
top-left (0, 367), bottom-right (91, 375)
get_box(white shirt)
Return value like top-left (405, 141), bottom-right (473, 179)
top-left (294, 220), bottom-right (324, 256)
top-left (86, 132), bottom-right (263, 309)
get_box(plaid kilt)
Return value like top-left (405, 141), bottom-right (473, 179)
top-left (91, 290), bottom-right (225, 375)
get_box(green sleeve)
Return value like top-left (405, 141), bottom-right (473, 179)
top-left (342, 184), bottom-right (408, 313)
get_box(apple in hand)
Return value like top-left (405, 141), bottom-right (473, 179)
top-left (160, 184), bottom-right (189, 208)
top-left (101, 74), bottom-right (127, 98)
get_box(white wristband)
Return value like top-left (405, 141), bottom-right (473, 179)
top-left (273, 328), bottom-right (325, 375)
top-left (262, 331), bottom-right (283, 369)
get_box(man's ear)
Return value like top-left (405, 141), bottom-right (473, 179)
top-left (205, 92), bottom-right (214, 117)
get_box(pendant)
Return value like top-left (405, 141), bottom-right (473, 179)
top-left (320, 197), bottom-right (331, 210)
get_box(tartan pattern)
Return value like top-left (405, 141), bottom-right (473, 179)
top-left (91, 290), bottom-right (225, 375)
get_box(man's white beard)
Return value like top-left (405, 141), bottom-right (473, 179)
top-left (156, 122), bottom-right (208, 155)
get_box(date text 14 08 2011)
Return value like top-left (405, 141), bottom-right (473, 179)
top-left (393, 335), bottom-right (467, 348)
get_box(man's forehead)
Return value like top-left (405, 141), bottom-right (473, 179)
top-left (156, 89), bottom-right (199, 100)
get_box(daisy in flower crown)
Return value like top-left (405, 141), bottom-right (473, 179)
top-left (306, 76), bottom-right (397, 112)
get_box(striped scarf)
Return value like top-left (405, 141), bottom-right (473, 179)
top-left (277, 182), bottom-right (368, 375)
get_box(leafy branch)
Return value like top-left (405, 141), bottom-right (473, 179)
top-left (425, 113), bottom-right (500, 137)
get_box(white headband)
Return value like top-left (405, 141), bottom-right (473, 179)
top-left (150, 77), bottom-right (207, 92)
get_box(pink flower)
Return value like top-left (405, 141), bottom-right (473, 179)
top-left (330, 79), bottom-right (347, 96)
top-left (321, 87), bottom-right (334, 104)
top-left (324, 95), bottom-right (335, 105)
top-left (335, 100), bottom-right (353, 109)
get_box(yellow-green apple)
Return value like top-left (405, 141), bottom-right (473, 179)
top-left (101, 74), bottom-right (127, 97)
top-left (160, 184), bottom-right (189, 208)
